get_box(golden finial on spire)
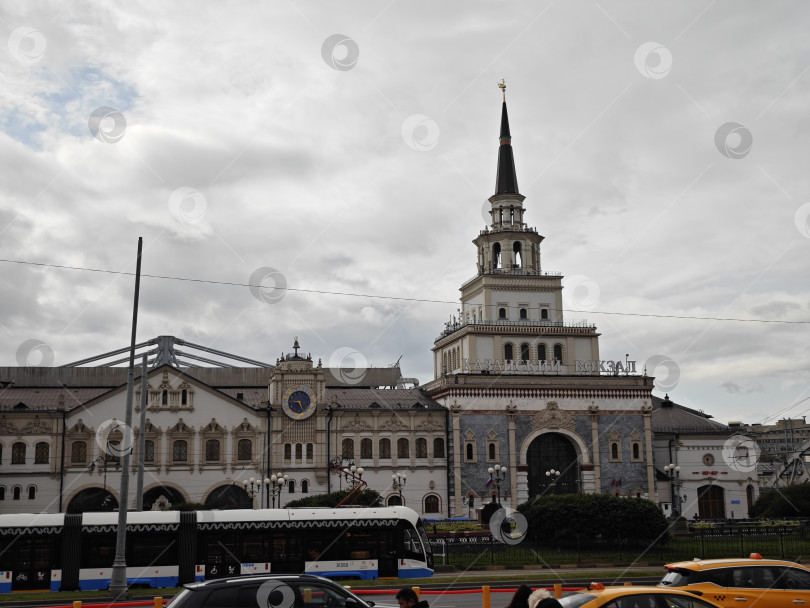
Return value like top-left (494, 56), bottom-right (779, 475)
top-left (498, 78), bottom-right (506, 102)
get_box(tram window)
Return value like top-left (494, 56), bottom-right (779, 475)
top-left (82, 532), bottom-right (116, 568)
top-left (402, 527), bottom-right (424, 560)
top-left (128, 531), bottom-right (179, 567)
top-left (242, 532), bottom-right (267, 563)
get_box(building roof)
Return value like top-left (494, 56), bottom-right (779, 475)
top-left (651, 394), bottom-right (730, 434)
top-left (325, 387), bottom-right (443, 410)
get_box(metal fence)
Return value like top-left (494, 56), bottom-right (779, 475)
top-left (430, 526), bottom-right (810, 569)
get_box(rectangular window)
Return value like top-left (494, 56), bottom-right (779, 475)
top-left (144, 440), bottom-right (155, 462)
top-left (70, 441), bottom-right (87, 464)
top-left (34, 442), bottom-right (49, 464)
top-left (173, 440), bottom-right (187, 462)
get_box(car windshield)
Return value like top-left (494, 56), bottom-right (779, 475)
top-left (557, 594), bottom-right (596, 608)
top-left (661, 569), bottom-right (693, 586)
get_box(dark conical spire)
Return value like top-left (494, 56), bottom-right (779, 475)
top-left (495, 100), bottom-right (520, 195)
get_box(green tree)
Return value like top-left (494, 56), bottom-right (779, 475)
top-left (751, 485), bottom-right (810, 518)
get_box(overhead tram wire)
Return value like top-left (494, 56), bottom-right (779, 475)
top-left (2, 257), bottom-right (809, 325)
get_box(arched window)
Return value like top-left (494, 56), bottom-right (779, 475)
top-left (513, 241), bottom-right (522, 268)
top-left (521, 343), bottom-right (530, 361)
top-left (489, 443), bottom-right (496, 460)
top-left (424, 494), bottom-right (440, 513)
top-left (397, 438), bottom-right (409, 458)
top-left (144, 440), bottom-right (155, 462)
top-left (541, 309), bottom-right (549, 319)
top-left (205, 440), bottom-right (220, 461)
top-left (27, 486), bottom-right (36, 500)
top-left (539, 344), bottom-right (547, 360)
top-left (162, 390), bottom-right (168, 405)
top-left (632, 443), bottom-right (640, 460)
top-left (434, 438), bottom-right (445, 458)
top-left (499, 307), bottom-right (507, 319)
top-left (379, 438), bottom-right (391, 458)
top-left (173, 440), bottom-right (188, 461)
top-left (288, 480), bottom-right (295, 494)
top-left (295, 444), bottom-right (303, 460)
top-left (238, 439), bottom-right (252, 460)
top-left (611, 442), bottom-right (619, 460)
top-left (387, 495), bottom-right (402, 506)
top-left (35, 442), bottom-right (49, 464)
top-left (466, 443), bottom-right (474, 460)
top-left (553, 344), bottom-right (563, 361)
top-left (361, 438), bottom-right (373, 459)
top-left (71, 441), bottom-right (87, 464)
top-left (302, 480), bottom-right (309, 494)
top-left (181, 389), bottom-right (188, 405)
top-left (342, 438), bottom-right (354, 459)
top-left (416, 438), bottom-right (427, 458)
top-left (306, 444), bottom-right (313, 461)
top-left (11, 442), bottom-right (25, 464)
top-left (520, 308), bottom-right (527, 319)
top-left (504, 343), bottom-right (513, 361)
top-left (13, 486), bottom-right (21, 500)
top-left (493, 243), bottom-right (502, 268)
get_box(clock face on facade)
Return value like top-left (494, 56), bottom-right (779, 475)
top-left (281, 385), bottom-right (317, 420)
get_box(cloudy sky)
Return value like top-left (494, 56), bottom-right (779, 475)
top-left (1, 1), bottom-right (808, 426)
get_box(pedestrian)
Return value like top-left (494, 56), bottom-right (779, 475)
top-left (529, 588), bottom-right (563, 608)
top-left (396, 587), bottom-right (429, 608)
top-left (505, 585), bottom-right (533, 608)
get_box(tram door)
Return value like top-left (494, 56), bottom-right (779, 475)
top-left (7, 535), bottom-right (57, 590)
top-left (200, 531), bottom-right (240, 579)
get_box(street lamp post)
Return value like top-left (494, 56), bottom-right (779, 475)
top-left (268, 472), bottom-right (289, 508)
top-left (242, 477), bottom-right (270, 506)
top-left (331, 457), bottom-right (355, 491)
top-left (545, 468), bottom-right (561, 494)
top-left (487, 464), bottom-right (507, 505)
top-left (343, 465), bottom-right (364, 489)
top-left (392, 473), bottom-right (407, 505)
top-left (664, 464), bottom-right (682, 517)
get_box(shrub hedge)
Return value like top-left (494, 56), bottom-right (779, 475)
top-left (516, 493), bottom-right (668, 544)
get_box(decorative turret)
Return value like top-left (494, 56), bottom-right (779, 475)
top-left (477, 81), bottom-right (541, 274)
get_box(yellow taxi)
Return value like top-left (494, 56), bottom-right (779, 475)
top-left (659, 553), bottom-right (810, 607)
top-left (556, 583), bottom-right (722, 607)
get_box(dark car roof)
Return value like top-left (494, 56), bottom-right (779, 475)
top-left (183, 573), bottom-right (334, 590)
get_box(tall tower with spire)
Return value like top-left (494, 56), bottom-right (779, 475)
top-left (431, 85), bottom-right (601, 378)
top-left (423, 86), bottom-right (655, 517)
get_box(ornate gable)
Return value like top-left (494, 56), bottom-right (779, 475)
top-left (0, 415), bottom-right (18, 435)
top-left (202, 418), bottom-right (225, 434)
top-left (343, 413), bottom-right (371, 432)
top-left (378, 414), bottom-right (408, 432)
top-left (23, 415), bottom-right (50, 435)
top-left (531, 401), bottom-right (575, 432)
top-left (416, 413), bottom-right (443, 432)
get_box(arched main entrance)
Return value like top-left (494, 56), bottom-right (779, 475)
top-left (697, 484), bottom-right (725, 520)
top-left (66, 487), bottom-right (118, 513)
top-left (205, 484), bottom-right (253, 509)
top-left (527, 432), bottom-right (579, 496)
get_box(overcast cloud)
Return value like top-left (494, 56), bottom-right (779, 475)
top-left (1, 1), bottom-right (808, 426)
